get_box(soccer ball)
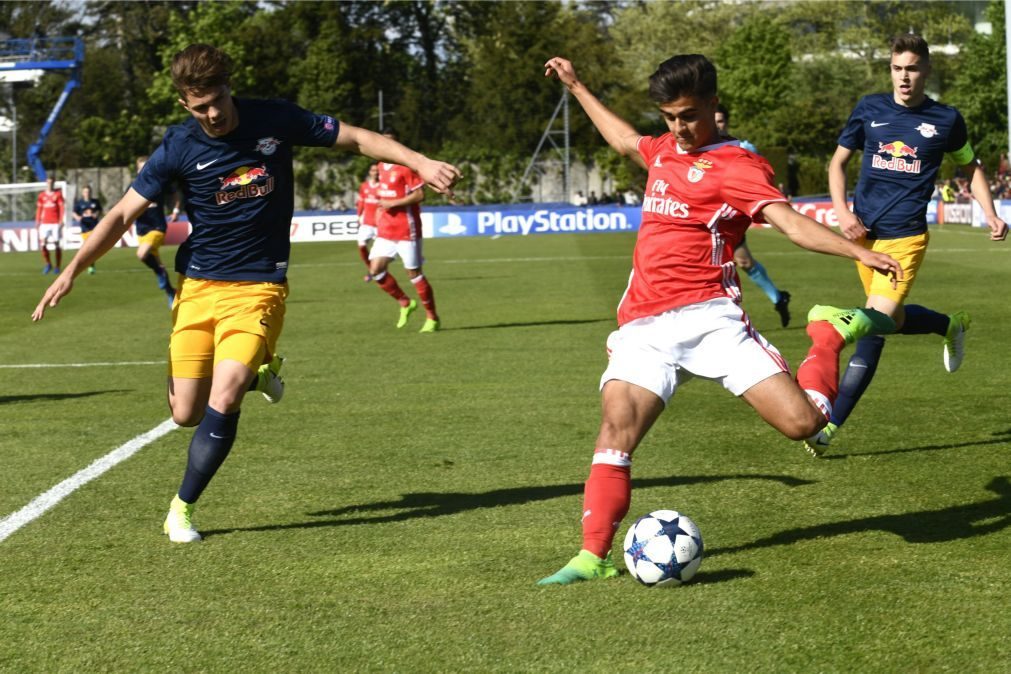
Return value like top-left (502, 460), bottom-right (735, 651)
top-left (623, 510), bottom-right (703, 586)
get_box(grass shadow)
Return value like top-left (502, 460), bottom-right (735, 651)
top-left (446, 318), bottom-right (613, 331)
top-left (823, 428), bottom-right (1011, 460)
top-left (707, 476), bottom-right (1011, 558)
top-left (202, 473), bottom-right (814, 538)
top-left (0, 389), bottom-right (130, 405)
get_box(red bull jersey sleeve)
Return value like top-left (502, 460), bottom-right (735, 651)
top-left (838, 93), bottom-right (969, 239)
top-left (131, 98), bottom-right (340, 282)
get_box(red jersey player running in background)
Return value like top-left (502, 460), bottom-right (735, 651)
top-left (537, 54), bottom-right (903, 585)
top-left (368, 128), bottom-right (441, 333)
top-left (355, 163), bottom-right (381, 282)
top-left (36, 176), bottom-right (65, 274)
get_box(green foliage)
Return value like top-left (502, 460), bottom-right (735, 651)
top-left (947, 0), bottom-right (1007, 169)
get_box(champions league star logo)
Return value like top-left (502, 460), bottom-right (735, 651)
top-left (255, 137), bottom-right (281, 155)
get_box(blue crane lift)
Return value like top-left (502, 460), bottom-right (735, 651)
top-left (0, 36), bottom-right (84, 180)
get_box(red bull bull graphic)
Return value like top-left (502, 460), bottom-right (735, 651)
top-left (872, 140), bottom-right (921, 174)
top-left (215, 165), bottom-right (275, 204)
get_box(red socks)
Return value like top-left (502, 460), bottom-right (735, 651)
top-left (410, 274), bottom-right (438, 319)
top-left (357, 245), bottom-right (370, 265)
top-left (581, 449), bottom-right (632, 558)
top-left (374, 271), bottom-right (409, 305)
top-left (797, 321), bottom-right (845, 417)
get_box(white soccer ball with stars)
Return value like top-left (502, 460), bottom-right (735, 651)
top-left (623, 510), bottom-right (703, 586)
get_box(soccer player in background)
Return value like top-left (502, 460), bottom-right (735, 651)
top-left (36, 175), bottom-right (65, 274)
top-left (715, 104), bottom-right (792, 328)
top-left (816, 34), bottom-right (1008, 454)
top-left (33, 43), bottom-right (462, 543)
top-left (71, 184), bottom-right (102, 274)
top-left (368, 128), bottom-right (442, 333)
top-left (131, 155), bottom-right (179, 308)
top-left (537, 54), bottom-right (902, 585)
top-left (356, 163), bottom-right (380, 281)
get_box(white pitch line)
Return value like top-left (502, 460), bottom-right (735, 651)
top-left (0, 419), bottom-right (178, 544)
top-left (0, 360), bottom-right (164, 369)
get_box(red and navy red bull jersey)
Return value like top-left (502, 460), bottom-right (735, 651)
top-left (618, 133), bottom-right (788, 326)
top-left (838, 93), bottom-right (972, 239)
top-left (132, 97), bottom-right (339, 282)
top-left (134, 191), bottom-right (170, 236)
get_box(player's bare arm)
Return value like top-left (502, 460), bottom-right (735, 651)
top-left (333, 123), bottom-right (462, 194)
top-left (828, 145), bottom-right (867, 241)
top-left (543, 57), bottom-right (644, 169)
top-left (32, 189), bottom-right (151, 321)
top-left (762, 202), bottom-right (903, 286)
top-left (962, 159), bottom-right (1009, 241)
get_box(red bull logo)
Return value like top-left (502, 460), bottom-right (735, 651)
top-left (873, 140), bottom-right (921, 174)
top-left (216, 165), bottom-right (275, 205)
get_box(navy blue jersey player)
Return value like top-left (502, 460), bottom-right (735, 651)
top-left (33, 44), bottom-right (462, 543)
top-left (130, 156), bottom-right (179, 307)
top-left (814, 34), bottom-right (1008, 455)
top-left (71, 186), bottom-right (102, 274)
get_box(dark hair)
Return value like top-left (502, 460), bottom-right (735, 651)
top-left (171, 44), bottom-right (233, 96)
top-left (716, 103), bottom-right (729, 120)
top-left (889, 33), bottom-right (930, 63)
top-left (380, 127), bottom-right (398, 140)
top-left (648, 54), bottom-right (717, 104)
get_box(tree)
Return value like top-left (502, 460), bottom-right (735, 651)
top-left (947, 0), bottom-right (1007, 170)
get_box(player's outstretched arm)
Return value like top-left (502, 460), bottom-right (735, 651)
top-left (762, 202), bottom-right (903, 287)
top-left (827, 145), bottom-right (867, 241)
top-left (32, 189), bottom-right (150, 322)
top-left (333, 124), bottom-right (462, 195)
top-left (543, 57), bottom-right (644, 169)
top-left (964, 159), bottom-right (1009, 241)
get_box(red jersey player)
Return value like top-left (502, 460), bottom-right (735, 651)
top-left (537, 54), bottom-right (903, 585)
top-left (355, 163), bottom-right (381, 281)
top-left (36, 176), bottom-right (65, 274)
top-left (368, 128), bottom-right (441, 332)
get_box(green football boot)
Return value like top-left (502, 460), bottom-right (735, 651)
top-left (419, 318), bottom-right (441, 333)
top-left (256, 354), bottom-right (285, 404)
top-left (943, 311), bottom-right (970, 373)
top-left (803, 421), bottom-right (838, 458)
top-left (807, 305), bottom-right (895, 345)
top-left (537, 550), bottom-right (619, 586)
top-left (397, 299), bottom-right (418, 329)
top-left (163, 495), bottom-right (201, 543)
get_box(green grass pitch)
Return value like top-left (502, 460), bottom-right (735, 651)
top-left (1, 226), bottom-right (1009, 671)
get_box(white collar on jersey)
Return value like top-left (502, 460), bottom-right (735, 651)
top-left (674, 139), bottom-right (740, 154)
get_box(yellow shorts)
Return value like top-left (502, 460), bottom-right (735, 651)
top-left (855, 233), bottom-right (929, 304)
top-left (137, 230), bottom-right (166, 249)
top-left (169, 277), bottom-right (288, 380)
top-left (80, 230), bottom-right (92, 242)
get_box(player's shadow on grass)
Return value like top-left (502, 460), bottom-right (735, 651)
top-left (447, 317), bottom-right (613, 331)
top-left (706, 476), bottom-right (1011, 558)
top-left (201, 473), bottom-right (814, 537)
top-left (822, 428), bottom-right (1011, 460)
top-left (0, 390), bottom-right (129, 405)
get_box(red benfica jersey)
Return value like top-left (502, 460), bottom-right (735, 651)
top-left (36, 189), bottom-right (65, 225)
top-left (357, 179), bottom-right (381, 226)
top-left (617, 134), bottom-right (787, 326)
top-left (376, 163), bottom-right (423, 241)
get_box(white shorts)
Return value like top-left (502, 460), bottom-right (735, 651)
top-left (357, 224), bottom-right (377, 246)
top-left (369, 237), bottom-right (424, 270)
top-left (600, 297), bottom-right (789, 404)
top-left (38, 224), bottom-right (62, 245)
